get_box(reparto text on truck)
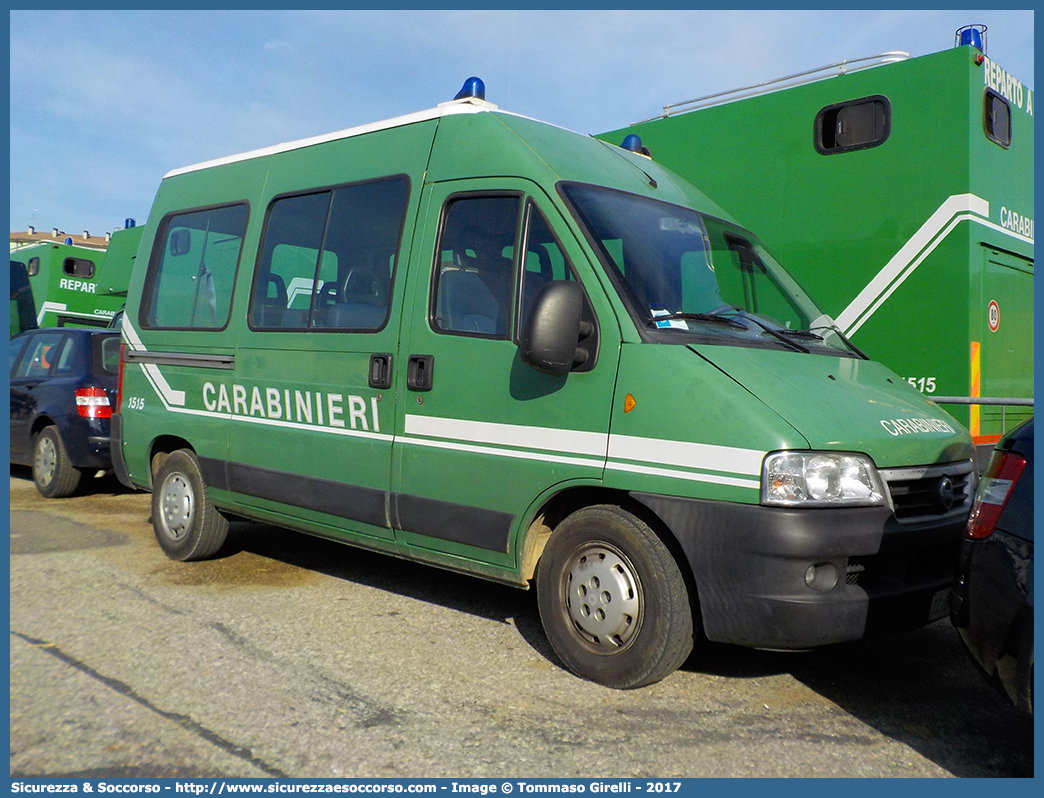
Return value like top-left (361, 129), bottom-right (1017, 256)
top-left (113, 78), bottom-right (976, 688)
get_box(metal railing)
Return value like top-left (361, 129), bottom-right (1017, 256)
top-left (930, 396), bottom-right (1034, 436)
top-left (636, 51), bottom-right (910, 123)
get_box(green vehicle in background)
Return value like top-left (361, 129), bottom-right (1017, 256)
top-left (601, 29), bottom-right (1033, 452)
top-left (9, 259), bottom-right (37, 336)
top-left (114, 78), bottom-right (975, 688)
top-left (12, 223), bottom-right (142, 328)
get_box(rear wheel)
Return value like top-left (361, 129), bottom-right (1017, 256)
top-left (536, 505), bottom-right (693, 688)
top-left (151, 449), bottom-right (229, 561)
top-left (32, 426), bottom-right (82, 498)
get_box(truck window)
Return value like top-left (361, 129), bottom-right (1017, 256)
top-left (141, 204), bottom-right (249, 330)
top-left (814, 95), bottom-right (891, 154)
top-left (250, 177), bottom-right (408, 331)
top-left (63, 257), bottom-right (96, 279)
top-left (432, 194), bottom-right (521, 338)
top-left (983, 89), bottom-right (1012, 148)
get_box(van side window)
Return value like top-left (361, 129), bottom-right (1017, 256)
top-left (518, 202), bottom-right (577, 331)
top-left (250, 177), bottom-right (409, 332)
top-left (63, 257), bottom-right (95, 279)
top-left (141, 204), bottom-right (248, 330)
top-left (432, 195), bottom-right (521, 338)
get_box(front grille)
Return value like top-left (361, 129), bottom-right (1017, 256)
top-left (879, 460), bottom-right (976, 523)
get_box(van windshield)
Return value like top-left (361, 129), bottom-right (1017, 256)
top-left (560, 183), bottom-right (858, 356)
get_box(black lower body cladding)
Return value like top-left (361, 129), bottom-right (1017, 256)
top-left (631, 492), bottom-right (965, 649)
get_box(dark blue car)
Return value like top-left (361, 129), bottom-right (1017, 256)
top-left (10, 328), bottom-right (120, 497)
top-left (950, 416), bottom-right (1034, 714)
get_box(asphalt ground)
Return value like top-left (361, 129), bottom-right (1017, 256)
top-left (8, 468), bottom-right (1035, 779)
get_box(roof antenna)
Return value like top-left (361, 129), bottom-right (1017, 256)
top-left (594, 135), bottom-right (657, 189)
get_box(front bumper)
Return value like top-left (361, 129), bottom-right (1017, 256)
top-left (633, 492), bottom-right (965, 649)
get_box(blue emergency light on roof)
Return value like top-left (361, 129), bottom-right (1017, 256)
top-left (64, 237), bottom-right (73, 245)
top-left (620, 134), bottom-right (652, 158)
top-left (454, 76), bottom-right (486, 101)
top-left (621, 134), bottom-right (643, 153)
top-left (955, 24), bottom-right (987, 53)
top-left (125, 218), bottom-right (136, 228)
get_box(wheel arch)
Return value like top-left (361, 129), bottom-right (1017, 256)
top-left (30, 413), bottom-right (57, 440)
top-left (147, 435), bottom-right (196, 490)
top-left (519, 486), bottom-right (701, 630)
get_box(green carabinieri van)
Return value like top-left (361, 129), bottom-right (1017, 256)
top-left (113, 79), bottom-right (975, 688)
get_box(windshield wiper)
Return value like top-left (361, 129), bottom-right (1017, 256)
top-left (807, 324), bottom-right (869, 359)
top-left (725, 311), bottom-right (810, 353)
top-left (775, 328), bottom-right (824, 340)
top-left (648, 311), bottom-right (750, 330)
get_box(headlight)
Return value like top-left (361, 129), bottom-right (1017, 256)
top-left (762, 451), bottom-right (886, 507)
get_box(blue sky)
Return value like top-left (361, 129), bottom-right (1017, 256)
top-left (9, 9), bottom-right (1035, 237)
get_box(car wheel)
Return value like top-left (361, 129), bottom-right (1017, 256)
top-left (536, 505), bottom-right (693, 688)
top-left (151, 449), bottom-right (229, 561)
top-left (32, 426), bottom-right (82, 499)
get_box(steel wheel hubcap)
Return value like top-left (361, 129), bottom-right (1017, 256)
top-left (564, 544), bottom-right (642, 651)
top-left (35, 437), bottom-right (57, 485)
top-left (159, 474), bottom-right (194, 541)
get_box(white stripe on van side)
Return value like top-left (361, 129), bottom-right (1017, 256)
top-left (400, 434), bottom-right (605, 470)
top-left (402, 414), bottom-right (765, 489)
top-left (608, 433), bottom-right (764, 476)
top-left (404, 414), bottom-right (608, 457)
top-left (604, 461), bottom-right (761, 491)
top-left (122, 330), bottom-right (764, 489)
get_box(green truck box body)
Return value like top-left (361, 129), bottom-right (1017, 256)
top-left (11, 225), bottom-right (145, 329)
top-left (601, 46), bottom-right (1033, 445)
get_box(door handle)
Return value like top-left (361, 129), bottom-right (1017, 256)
top-left (368, 353), bottom-right (393, 390)
top-left (406, 354), bottom-right (434, 392)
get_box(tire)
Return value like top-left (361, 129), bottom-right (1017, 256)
top-left (32, 426), bottom-right (82, 499)
top-left (536, 505), bottom-right (694, 689)
top-left (151, 449), bottom-right (229, 561)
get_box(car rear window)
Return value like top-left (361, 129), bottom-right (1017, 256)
top-left (14, 332), bottom-right (66, 379)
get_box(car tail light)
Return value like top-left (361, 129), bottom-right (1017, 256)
top-left (76, 387), bottom-right (112, 419)
top-left (117, 344), bottom-right (125, 412)
top-left (966, 450), bottom-right (1026, 539)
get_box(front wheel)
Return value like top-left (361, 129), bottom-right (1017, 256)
top-left (151, 449), bottom-right (229, 561)
top-left (536, 505), bottom-right (693, 688)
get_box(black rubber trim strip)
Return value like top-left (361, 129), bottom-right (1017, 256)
top-left (124, 350), bottom-right (235, 370)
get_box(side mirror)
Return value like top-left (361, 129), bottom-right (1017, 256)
top-left (519, 282), bottom-right (586, 376)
